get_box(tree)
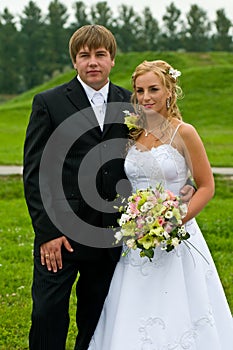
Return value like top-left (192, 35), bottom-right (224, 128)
top-left (45, 0), bottom-right (70, 74)
top-left (90, 1), bottom-right (113, 29)
top-left (161, 2), bottom-right (182, 50)
top-left (19, 1), bottom-right (46, 90)
top-left (182, 5), bottom-right (211, 51)
top-left (114, 5), bottom-right (142, 52)
top-left (70, 1), bottom-right (90, 31)
top-left (0, 8), bottom-right (20, 93)
top-left (136, 7), bottom-right (160, 51)
top-left (212, 9), bottom-right (232, 51)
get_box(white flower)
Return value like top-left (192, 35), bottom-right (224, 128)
top-left (140, 204), bottom-right (147, 212)
top-left (144, 201), bottom-right (154, 210)
top-left (169, 68), bottom-right (181, 80)
top-left (119, 214), bottom-right (130, 226)
top-left (163, 231), bottom-right (170, 239)
top-left (145, 216), bottom-right (154, 224)
top-left (126, 238), bottom-right (136, 249)
top-left (114, 231), bottom-right (123, 241)
top-left (165, 210), bottom-right (173, 219)
top-left (178, 225), bottom-right (187, 236)
top-left (160, 240), bottom-right (167, 250)
top-left (179, 203), bottom-right (188, 216)
top-left (172, 237), bottom-right (180, 246)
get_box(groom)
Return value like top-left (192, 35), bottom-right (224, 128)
top-left (23, 24), bottom-right (194, 350)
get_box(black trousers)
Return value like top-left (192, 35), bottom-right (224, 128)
top-left (29, 253), bottom-right (117, 350)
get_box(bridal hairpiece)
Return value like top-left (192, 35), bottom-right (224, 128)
top-left (168, 68), bottom-right (181, 80)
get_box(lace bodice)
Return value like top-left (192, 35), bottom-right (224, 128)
top-left (124, 123), bottom-right (189, 195)
top-left (125, 143), bottom-right (188, 196)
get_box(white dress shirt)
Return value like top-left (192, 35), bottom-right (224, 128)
top-left (77, 76), bottom-right (109, 131)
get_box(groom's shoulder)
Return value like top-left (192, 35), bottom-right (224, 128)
top-left (110, 82), bottom-right (132, 99)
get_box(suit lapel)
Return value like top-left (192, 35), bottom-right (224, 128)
top-left (65, 78), bottom-right (129, 137)
top-left (102, 83), bottom-right (128, 137)
top-left (66, 77), bottom-right (90, 110)
top-left (65, 77), bottom-right (101, 132)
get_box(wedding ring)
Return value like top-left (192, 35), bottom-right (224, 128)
top-left (45, 254), bottom-right (50, 258)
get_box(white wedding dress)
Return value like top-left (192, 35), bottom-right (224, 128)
top-left (88, 126), bottom-right (233, 350)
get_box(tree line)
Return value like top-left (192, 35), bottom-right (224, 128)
top-left (0, 0), bottom-right (232, 94)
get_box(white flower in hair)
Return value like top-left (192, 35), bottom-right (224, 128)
top-left (168, 68), bottom-right (181, 80)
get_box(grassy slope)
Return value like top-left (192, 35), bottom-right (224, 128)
top-left (0, 51), bottom-right (233, 166)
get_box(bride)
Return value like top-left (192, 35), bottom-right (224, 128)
top-left (88, 60), bottom-right (233, 349)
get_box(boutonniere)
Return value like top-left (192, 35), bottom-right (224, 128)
top-left (123, 110), bottom-right (140, 130)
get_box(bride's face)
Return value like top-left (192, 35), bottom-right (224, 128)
top-left (135, 71), bottom-right (170, 117)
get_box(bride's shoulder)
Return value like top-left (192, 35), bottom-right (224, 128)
top-left (170, 120), bottom-right (199, 144)
top-left (175, 121), bottom-right (198, 138)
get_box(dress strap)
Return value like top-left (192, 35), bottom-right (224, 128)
top-left (169, 123), bottom-right (183, 145)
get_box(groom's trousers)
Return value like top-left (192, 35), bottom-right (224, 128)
top-left (29, 249), bottom-right (118, 350)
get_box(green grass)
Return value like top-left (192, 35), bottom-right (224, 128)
top-left (0, 51), bottom-right (233, 165)
top-left (0, 174), bottom-right (232, 349)
top-left (0, 175), bottom-right (77, 349)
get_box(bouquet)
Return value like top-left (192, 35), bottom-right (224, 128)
top-left (114, 184), bottom-right (190, 260)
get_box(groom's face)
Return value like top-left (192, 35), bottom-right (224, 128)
top-left (73, 46), bottom-right (115, 91)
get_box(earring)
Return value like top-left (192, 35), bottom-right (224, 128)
top-left (136, 104), bottom-right (141, 114)
top-left (166, 98), bottom-right (171, 109)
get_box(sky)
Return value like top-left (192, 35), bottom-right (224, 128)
top-left (1, 0), bottom-right (233, 24)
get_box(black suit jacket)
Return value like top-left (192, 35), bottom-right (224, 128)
top-left (23, 77), bottom-right (132, 261)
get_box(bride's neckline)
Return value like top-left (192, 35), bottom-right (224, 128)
top-left (131, 143), bottom-right (185, 160)
top-left (133, 143), bottom-right (167, 153)
top-left (133, 122), bottom-right (184, 154)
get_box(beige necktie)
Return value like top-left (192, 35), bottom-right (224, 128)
top-left (91, 93), bottom-right (106, 131)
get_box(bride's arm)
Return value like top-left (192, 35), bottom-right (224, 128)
top-left (179, 123), bottom-right (215, 224)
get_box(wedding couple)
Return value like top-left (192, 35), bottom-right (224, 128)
top-left (23, 25), bottom-right (233, 350)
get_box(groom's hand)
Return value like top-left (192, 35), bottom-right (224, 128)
top-left (180, 184), bottom-right (195, 203)
top-left (40, 236), bottom-right (74, 272)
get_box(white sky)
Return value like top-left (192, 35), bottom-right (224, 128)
top-left (1, 0), bottom-right (233, 24)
